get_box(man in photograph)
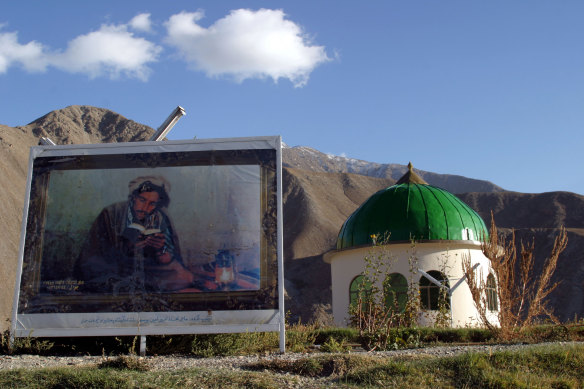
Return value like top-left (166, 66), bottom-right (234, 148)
top-left (75, 175), bottom-right (195, 293)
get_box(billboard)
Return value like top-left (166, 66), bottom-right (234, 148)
top-left (12, 136), bottom-right (284, 338)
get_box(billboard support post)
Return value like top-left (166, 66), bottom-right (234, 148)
top-left (143, 106), bottom-right (186, 356)
top-left (140, 335), bottom-right (146, 357)
top-left (277, 136), bottom-right (286, 353)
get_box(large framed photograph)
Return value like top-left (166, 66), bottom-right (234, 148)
top-left (12, 136), bottom-right (283, 337)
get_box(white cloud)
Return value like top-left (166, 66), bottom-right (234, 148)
top-left (0, 31), bottom-right (48, 73)
top-left (51, 23), bottom-right (162, 80)
top-left (164, 9), bottom-right (330, 87)
top-left (129, 13), bottom-right (153, 32)
top-left (0, 15), bottom-right (161, 80)
top-left (0, 9), bottom-right (330, 84)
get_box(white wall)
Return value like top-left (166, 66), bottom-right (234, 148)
top-left (326, 241), bottom-right (499, 328)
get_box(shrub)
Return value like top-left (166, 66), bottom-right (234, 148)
top-left (349, 235), bottom-right (423, 351)
top-left (190, 332), bottom-right (278, 357)
top-left (98, 355), bottom-right (151, 371)
top-left (312, 327), bottom-right (358, 344)
top-left (285, 322), bottom-right (318, 353)
top-left (320, 336), bottom-right (351, 353)
top-left (359, 327), bottom-right (421, 351)
top-left (0, 330), bottom-right (54, 355)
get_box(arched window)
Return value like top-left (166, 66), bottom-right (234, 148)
top-left (486, 274), bottom-right (498, 311)
top-left (349, 275), bottom-right (372, 307)
top-left (419, 270), bottom-right (450, 310)
top-left (384, 273), bottom-right (408, 312)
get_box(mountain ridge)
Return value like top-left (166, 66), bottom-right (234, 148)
top-left (282, 144), bottom-right (504, 194)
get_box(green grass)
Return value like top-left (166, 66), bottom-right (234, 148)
top-left (255, 343), bottom-right (584, 388)
top-left (1, 343), bottom-right (583, 388)
top-left (3, 324), bottom-right (584, 357)
top-left (0, 367), bottom-right (281, 389)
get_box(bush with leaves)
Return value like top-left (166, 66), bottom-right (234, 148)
top-left (349, 234), bottom-right (422, 351)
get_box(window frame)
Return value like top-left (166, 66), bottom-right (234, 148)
top-left (384, 272), bottom-right (408, 313)
top-left (486, 273), bottom-right (498, 312)
top-left (419, 270), bottom-right (450, 311)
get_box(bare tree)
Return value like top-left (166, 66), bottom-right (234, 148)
top-left (462, 212), bottom-right (568, 338)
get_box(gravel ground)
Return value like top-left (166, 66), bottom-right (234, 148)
top-left (0, 342), bottom-right (579, 372)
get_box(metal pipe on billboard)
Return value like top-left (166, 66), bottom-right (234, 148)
top-left (39, 136), bottom-right (56, 146)
top-left (144, 105), bottom-right (185, 355)
top-left (149, 106), bottom-right (187, 142)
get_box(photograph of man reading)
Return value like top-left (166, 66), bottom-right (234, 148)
top-left (18, 160), bottom-right (271, 316)
top-left (74, 176), bottom-right (195, 294)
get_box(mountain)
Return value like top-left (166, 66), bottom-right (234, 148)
top-left (282, 145), bottom-right (504, 194)
top-left (459, 191), bottom-right (584, 230)
top-left (0, 105), bottom-right (582, 329)
top-left (25, 105), bottom-right (154, 144)
top-left (0, 106), bottom-right (155, 328)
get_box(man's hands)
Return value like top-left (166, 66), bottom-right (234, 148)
top-left (135, 233), bottom-right (172, 264)
top-left (136, 233), bottom-right (165, 250)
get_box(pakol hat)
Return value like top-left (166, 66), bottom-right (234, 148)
top-left (128, 175), bottom-right (171, 195)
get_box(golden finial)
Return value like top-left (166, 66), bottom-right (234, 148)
top-left (396, 161), bottom-right (428, 185)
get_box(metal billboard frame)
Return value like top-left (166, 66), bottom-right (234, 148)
top-left (11, 136), bottom-right (285, 353)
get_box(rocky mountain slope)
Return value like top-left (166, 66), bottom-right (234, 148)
top-left (1, 105), bottom-right (582, 328)
top-left (282, 145), bottom-right (503, 194)
top-left (0, 106), bottom-right (155, 327)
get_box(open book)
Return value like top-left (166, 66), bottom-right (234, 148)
top-left (127, 223), bottom-right (161, 236)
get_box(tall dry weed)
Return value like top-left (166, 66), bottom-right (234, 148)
top-left (463, 212), bottom-right (568, 339)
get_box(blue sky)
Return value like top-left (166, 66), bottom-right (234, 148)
top-left (1, 1), bottom-right (582, 195)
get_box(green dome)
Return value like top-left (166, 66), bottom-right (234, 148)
top-left (337, 163), bottom-right (488, 249)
